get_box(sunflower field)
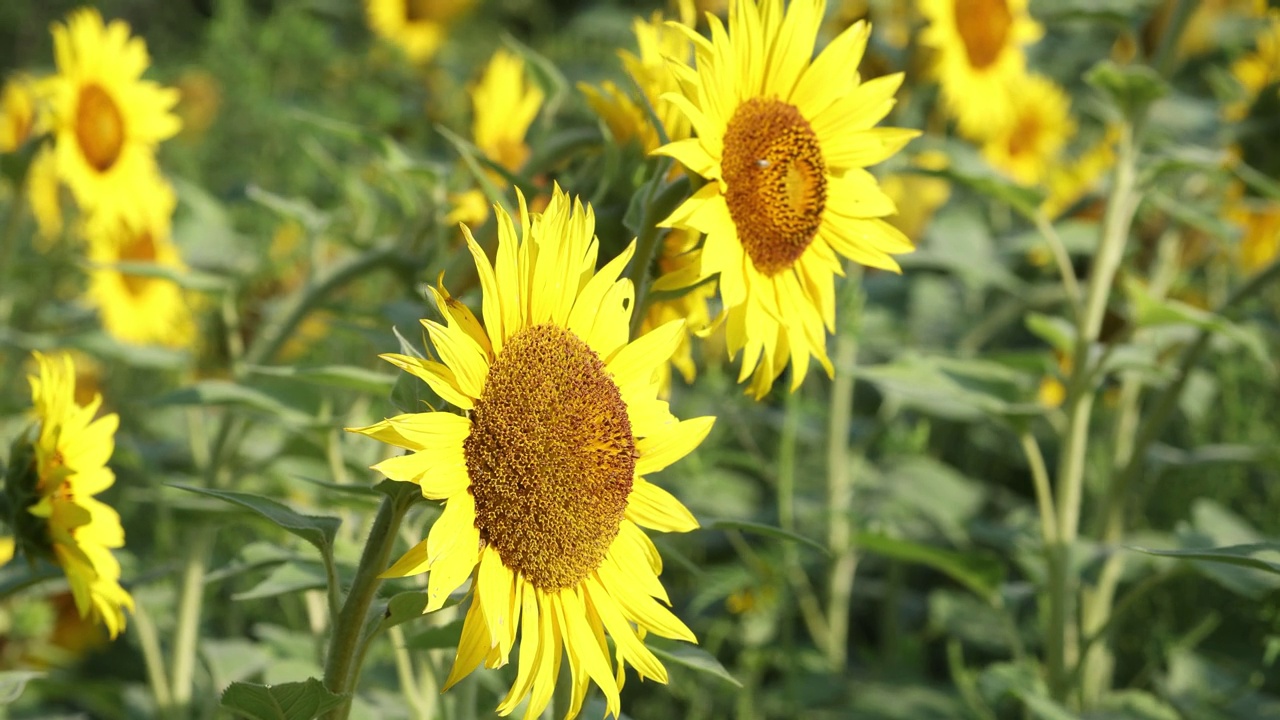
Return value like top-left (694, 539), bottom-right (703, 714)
top-left (1, 0), bottom-right (1280, 718)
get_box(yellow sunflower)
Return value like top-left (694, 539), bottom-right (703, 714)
top-left (0, 352), bottom-right (131, 639)
top-left (1226, 9), bottom-right (1280, 121)
top-left (0, 75), bottom-right (65, 244)
top-left (47, 8), bottom-right (180, 228)
top-left (365, 0), bottom-right (476, 64)
top-left (447, 49), bottom-right (545, 226)
top-left (1227, 185), bottom-right (1280, 273)
top-left (84, 175), bottom-right (194, 348)
top-left (980, 74), bottom-right (1074, 187)
top-left (349, 187), bottom-right (714, 718)
top-left (1040, 124), bottom-right (1119, 220)
top-left (581, 11), bottom-right (694, 152)
top-left (656, 0), bottom-right (918, 397)
top-left (919, 0), bottom-right (1043, 139)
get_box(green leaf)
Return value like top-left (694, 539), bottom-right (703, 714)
top-left (245, 364), bottom-right (396, 396)
top-left (81, 259), bottom-right (233, 292)
top-left (856, 532), bottom-right (1003, 602)
top-left (152, 380), bottom-right (318, 427)
top-left (706, 519), bottom-right (830, 557)
top-left (1124, 276), bottom-right (1270, 367)
top-left (373, 590), bottom-right (462, 636)
top-left (857, 355), bottom-right (1038, 421)
top-left (1025, 313), bottom-right (1076, 354)
top-left (232, 562), bottom-right (327, 602)
top-left (404, 618), bottom-right (465, 650)
top-left (1086, 60), bottom-right (1168, 120)
top-left (169, 484), bottom-right (340, 554)
top-left (1128, 543), bottom-right (1280, 576)
top-left (646, 637), bottom-right (742, 688)
top-left (0, 670), bottom-right (43, 704)
top-left (220, 678), bottom-right (346, 720)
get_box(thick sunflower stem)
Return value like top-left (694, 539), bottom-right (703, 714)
top-left (825, 267), bottom-right (862, 671)
top-left (1048, 121), bottom-right (1140, 705)
top-left (323, 493), bottom-right (414, 720)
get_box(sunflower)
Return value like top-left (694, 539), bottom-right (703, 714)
top-left (656, 0), bottom-right (918, 397)
top-left (581, 11), bottom-right (694, 153)
top-left (0, 75), bottom-right (65, 243)
top-left (350, 187), bottom-right (714, 718)
top-left (1227, 184), bottom-right (1280, 274)
top-left (0, 352), bottom-right (131, 639)
top-left (84, 175), bottom-right (194, 348)
top-left (1040, 125), bottom-right (1118, 220)
top-left (47, 8), bottom-right (180, 228)
top-left (365, 0), bottom-right (476, 64)
top-left (919, 0), bottom-right (1043, 139)
top-left (1226, 9), bottom-right (1280, 121)
top-left (980, 74), bottom-right (1074, 187)
top-left (447, 49), bottom-right (544, 226)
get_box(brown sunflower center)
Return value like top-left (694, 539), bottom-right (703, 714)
top-left (721, 98), bottom-right (827, 277)
top-left (954, 0), bottom-right (1013, 70)
top-left (1007, 111), bottom-right (1040, 158)
top-left (463, 323), bottom-right (635, 591)
top-left (75, 84), bottom-right (125, 173)
top-left (119, 230), bottom-right (157, 297)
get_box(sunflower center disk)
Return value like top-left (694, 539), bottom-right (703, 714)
top-left (464, 323), bottom-right (636, 591)
top-left (722, 98), bottom-right (827, 277)
top-left (954, 0), bottom-right (1013, 69)
top-left (75, 83), bottom-right (125, 173)
top-left (120, 231), bottom-right (158, 297)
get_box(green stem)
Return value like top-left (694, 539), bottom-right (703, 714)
top-left (244, 245), bottom-right (403, 369)
top-left (1049, 120), bottom-right (1141, 705)
top-left (323, 494), bottom-right (414, 720)
top-left (390, 625), bottom-right (429, 720)
top-left (627, 177), bottom-right (690, 336)
top-left (132, 598), bottom-right (175, 717)
top-left (170, 530), bottom-right (214, 711)
top-left (824, 281), bottom-right (861, 670)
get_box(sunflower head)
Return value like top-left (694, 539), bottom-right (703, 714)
top-left (0, 74), bottom-right (38, 153)
top-left (83, 175), bottom-right (195, 348)
top-left (48, 8), bottom-right (180, 227)
top-left (656, 0), bottom-right (918, 396)
top-left (471, 48), bottom-right (544, 175)
top-left (980, 74), bottom-right (1075, 186)
top-left (349, 186), bottom-right (714, 718)
top-left (0, 352), bottom-right (131, 639)
top-left (919, 0), bottom-right (1043, 139)
top-left (366, 0), bottom-right (476, 63)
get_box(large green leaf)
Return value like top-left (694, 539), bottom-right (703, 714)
top-left (220, 678), bottom-right (346, 720)
top-left (246, 364), bottom-right (396, 396)
top-left (373, 590), bottom-right (462, 636)
top-left (1128, 543), bottom-right (1280, 576)
top-left (856, 532), bottom-right (1003, 602)
top-left (232, 562), bottom-right (327, 602)
top-left (169, 484), bottom-right (340, 554)
top-left (647, 637), bottom-right (742, 689)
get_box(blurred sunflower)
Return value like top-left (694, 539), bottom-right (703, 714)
top-left (919, 0), bottom-right (1043, 139)
top-left (1, 75), bottom-right (65, 243)
top-left (581, 11), bottom-right (694, 152)
top-left (657, 1), bottom-right (918, 397)
top-left (1226, 9), bottom-right (1280, 121)
top-left (1041, 125), bottom-right (1119, 220)
top-left (350, 187), bottom-right (713, 718)
top-left (47, 8), bottom-right (180, 228)
top-left (365, 0), bottom-right (475, 64)
top-left (0, 352), bottom-right (131, 639)
top-left (84, 176), bottom-right (194, 348)
top-left (447, 49), bottom-right (544, 226)
top-left (980, 74), bottom-right (1074, 186)
top-left (882, 150), bottom-right (951, 242)
top-left (1227, 186), bottom-right (1280, 273)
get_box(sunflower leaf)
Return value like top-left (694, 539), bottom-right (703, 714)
top-left (647, 637), bottom-right (742, 688)
top-left (372, 590), bottom-right (463, 636)
top-left (0, 670), bottom-right (43, 704)
top-left (706, 519), bottom-right (830, 557)
top-left (855, 532), bottom-right (1004, 602)
top-left (152, 380), bottom-right (319, 427)
top-left (245, 364), bottom-right (396, 396)
top-left (168, 484), bottom-right (340, 555)
top-left (219, 678), bottom-right (346, 720)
